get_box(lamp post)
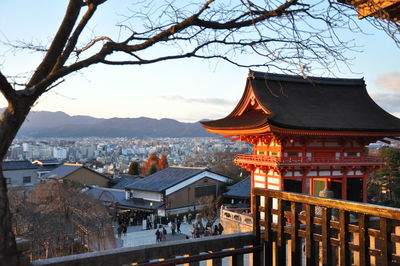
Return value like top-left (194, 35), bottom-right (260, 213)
top-left (150, 202), bottom-right (154, 229)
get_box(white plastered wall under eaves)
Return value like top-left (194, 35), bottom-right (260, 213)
top-left (130, 190), bottom-right (162, 202)
top-left (165, 171), bottom-right (230, 196)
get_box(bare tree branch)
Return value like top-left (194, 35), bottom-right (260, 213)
top-left (27, 0), bottom-right (83, 88)
top-left (52, 1), bottom-right (103, 72)
top-left (0, 71), bottom-right (16, 103)
top-left (74, 36), bottom-right (113, 55)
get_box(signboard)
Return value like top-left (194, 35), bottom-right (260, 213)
top-left (157, 208), bottom-right (166, 217)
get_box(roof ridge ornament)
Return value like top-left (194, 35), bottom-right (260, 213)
top-left (248, 70), bottom-right (255, 79)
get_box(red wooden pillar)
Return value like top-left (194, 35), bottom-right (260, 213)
top-left (251, 170), bottom-right (255, 214)
top-left (302, 177), bottom-right (307, 194)
top-left (310, 178), bottom-right (314, 195)
top-left (362, 176), bottom-right (367, 202)
top-left (342, 176), bottom-right (347, 200)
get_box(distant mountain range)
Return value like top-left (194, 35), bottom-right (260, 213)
top-left (0, 109), bottom-right (213, 138)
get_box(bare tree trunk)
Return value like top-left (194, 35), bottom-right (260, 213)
top-left (0, 168), bottom-right (19, 266)
top-left (0, 103), bottom-right (33, 266)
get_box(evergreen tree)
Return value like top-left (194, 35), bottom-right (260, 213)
top-left (147, 163), bottom-right (159, 176)
top-left (128, 161), bottom-right (140, 175)
top-left (369, 147), bottom-right (400, 205)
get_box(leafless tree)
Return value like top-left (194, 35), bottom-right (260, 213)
top-left (0, 0), bottom-right (397, 263)
top-left (8, 181), bottom-right (113, 261)
top-left (184, 150), bottom-right (250, 181)
top-left (197, 195), bottom-right (222, 227)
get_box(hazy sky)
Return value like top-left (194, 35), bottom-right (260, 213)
top-left (0, 1), bottom-right (399, 122)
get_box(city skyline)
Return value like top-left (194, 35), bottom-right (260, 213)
top-left (0, 1), bottom-right (399, 122)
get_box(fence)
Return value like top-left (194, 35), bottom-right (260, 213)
top-left (252, 187), bottom-right (400, 265)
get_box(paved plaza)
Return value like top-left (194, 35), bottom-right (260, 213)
top-left (114, 222), bottom-right (195, 247)
top-left (112, 221), bottom-right (251, 265)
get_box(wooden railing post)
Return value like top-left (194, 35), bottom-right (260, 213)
top-left (262, 196), bottom-right (272, 266)
top-left (396, 226), bottom-right (400, 260)
top-left (305, 204), bottom-right (316, 266)
top-left (252, 191), bottom-right (262, 265)
top-left (231, 253), bottom-right (244, 266)
top-left (321, 207), bottom-right (332, 266)
top-left (211, 258), bottom-right (222, 266)
top-left (290, 201), bottom-right (301, 266)
top-left (379, 217), bottom-right (392, 266)
top-left (276, 199), bottom-right (286, 265)
top-left (339, 210), bottom-right (351, 266)
top-left (356, 214), bottom-right (370, 266)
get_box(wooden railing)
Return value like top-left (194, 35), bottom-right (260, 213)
top-left (235, 154), bottom-right (385, 167)
top-left (31, 232), bottom-right (261, 266)
top-left (252, 188), bottom-right (400, 266)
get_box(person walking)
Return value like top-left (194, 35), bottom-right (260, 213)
top-left (162, 226), bottom-right (167, 241)
top-left (218, 223), bottom-right (224, 235)
top-left (117, 225), bottom-right (123, 238)
top-left (177, 219), bottom-right (181, 233)
top-left (122, 223), bottom-right (128, 236)
top-left (171, 222), bottom-right (176, 235)
top-left (213, 225), bottom-right (218, 235)
top-left (155, 229), bottom-right (161, 242)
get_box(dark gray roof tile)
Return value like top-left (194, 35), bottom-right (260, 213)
top-left (224, 177), bottom-right (250, 199)
top-left (202, 71), bottom-right (400, 133)
top-left (42, 164), bottom-right (81, 179)
top-left (126, 167), bottom-right (206, 192)
top-left (88, 187), bottom-right (125, 203)
top-left (2, 160), bottom-right (37, 171)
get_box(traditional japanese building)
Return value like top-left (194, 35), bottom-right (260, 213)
top-left (201, 71), bottom-right (400, 203)
top-left (339, 0), bottom-right (400, 21)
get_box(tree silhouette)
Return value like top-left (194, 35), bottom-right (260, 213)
top-left (147, 163), bottom-right (159, 176)
top-left (369, 147), bottom-right (400, 205)
top-left (9, 181), bottom-right (113, 260)
top-left (128, 161), bottom-right (140, 176)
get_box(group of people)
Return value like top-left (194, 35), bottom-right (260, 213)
top-left (155, 226), bottom-right (168, 242)
top-left (169, 219), bottom-right (181, 235)
top-left (192, 221), bottom-right (224, 238)
top-left (117, 223), bottom-right (128, 238)
top-left (155, 217), bottom-right (184, 242)
top-left (116, 212), bottom-right (132, 238)
top-left (116, 211), bottom-right (145, 227)
top-left (116, 211), bottom-right (224, 241)
top-left (213, 223), bottom-right (224, 235)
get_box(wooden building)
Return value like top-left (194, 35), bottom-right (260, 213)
top-left (201, 71), bottom-right (400, 202)
top-left (120, 167), bottom-right (230, 215)
top-left (42, 163), bottom-right (110, 187)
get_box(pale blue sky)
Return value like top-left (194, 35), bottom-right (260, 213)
top-left (0, 1), bottom-right (399, 122)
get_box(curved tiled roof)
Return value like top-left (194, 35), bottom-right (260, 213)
top-left (201, 71), bottom-right (400, 133)
top-left (125, 167), bottom-right (206, 192)
top-left (201, 110), bottom-right (268, 130)
top-left (224, 177), bottom-right (250, 199)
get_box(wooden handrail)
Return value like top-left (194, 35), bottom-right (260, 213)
top-left (253, 188), bottom-right (400, 220)
top-left (32, 232), bottom-right (257, 266)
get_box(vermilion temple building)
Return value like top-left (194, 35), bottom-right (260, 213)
top-left (201, 71), bottom-right (400, 203)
